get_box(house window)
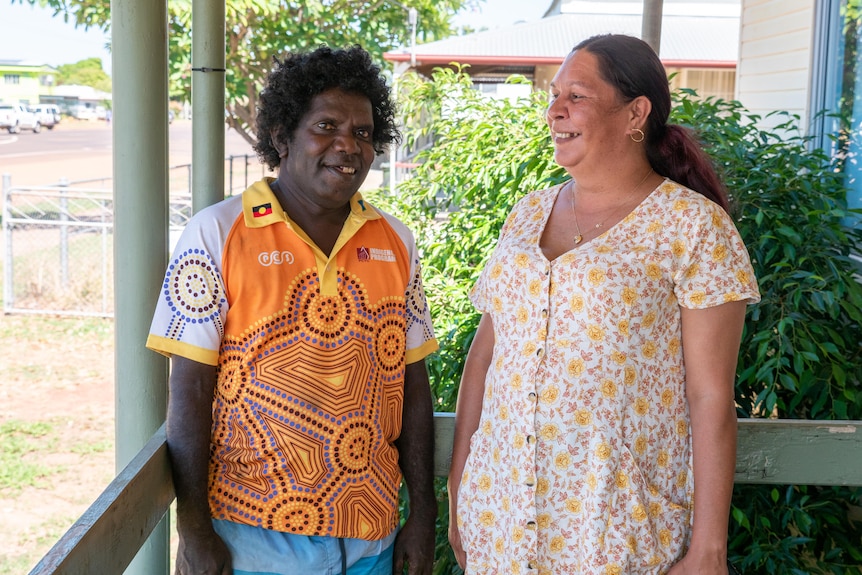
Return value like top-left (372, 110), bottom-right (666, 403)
top-left (4, 75), bottom-right (20, 85)
top-left (667, 68), bottom-right (736, 102)
top-left (812, 0), bottom-right (862, 211)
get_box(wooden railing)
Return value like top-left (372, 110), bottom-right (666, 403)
top-left (29, 416), bottom-right (862, 574)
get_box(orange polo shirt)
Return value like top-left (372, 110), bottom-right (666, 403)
top-left (147, 179), bottom-right (437, 540)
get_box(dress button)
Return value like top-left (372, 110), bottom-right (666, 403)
top-left (526, 521), bottom-right (537, 530)
top-left (527, 434), bottom-right (535, 444)
top-left (536, 348), bottom-right (543, 356)
top-left (528, 392), bottom-right (537, 400)
top-left (525, 478), bottom-right (535, 486)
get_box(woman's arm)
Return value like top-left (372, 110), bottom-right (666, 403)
top-left (670, 300), bottom-right (747, 575)
top-left (447, 314), bottom-right (495, 569)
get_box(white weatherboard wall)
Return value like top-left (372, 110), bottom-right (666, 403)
top-left (736, 0), bottom-right (815, 132)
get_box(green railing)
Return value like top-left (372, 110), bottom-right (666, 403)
top-left (28, 415), bottom-right (862, 574)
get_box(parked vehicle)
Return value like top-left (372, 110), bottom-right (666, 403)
top-left (0, 104), bottom-right (41, 134)
top-left (31, 104), bottom-right (61, 130)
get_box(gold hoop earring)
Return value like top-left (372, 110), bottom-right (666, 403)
top-left (630, 128), bottom-right (645, 143)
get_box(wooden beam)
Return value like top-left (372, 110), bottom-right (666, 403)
top-left (28, 424), bottom-right (175, 575)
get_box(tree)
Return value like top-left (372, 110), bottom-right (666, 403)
top-left (55, 57), bottom-right (111, 92)
top-left (14, 0), bottom-right (472, 144)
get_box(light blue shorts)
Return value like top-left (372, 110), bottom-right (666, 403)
top-left (212, 519), bottom-right (397, 575)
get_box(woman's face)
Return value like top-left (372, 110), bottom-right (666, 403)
top-left (546, 49), bottom-right (634, 174)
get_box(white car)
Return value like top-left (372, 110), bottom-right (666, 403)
top-left (0, 104), bottom-right (41, 134)
top-left (31, 104), bottom-right (61, 130)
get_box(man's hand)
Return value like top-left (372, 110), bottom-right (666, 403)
top-left (392, 515), bottom-right (436, 575)
top-left (174, 528), bottom-right (232, 575)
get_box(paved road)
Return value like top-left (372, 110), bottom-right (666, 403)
top-left (0, 119), bottom-right (259, 187)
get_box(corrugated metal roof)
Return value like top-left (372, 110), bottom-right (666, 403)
top-left (385, 13), bottom-right (739, 66)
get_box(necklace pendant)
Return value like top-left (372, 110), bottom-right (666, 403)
top-left (573, 234), bottom-right (583, 245)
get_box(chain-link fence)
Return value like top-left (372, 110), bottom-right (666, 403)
top-left (1, 156), bottom-right (269, 316)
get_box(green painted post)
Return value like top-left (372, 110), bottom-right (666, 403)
top-left (110, 0), bottom-right (170, 573)
top-left (192, 0), bottom-right (226, 209)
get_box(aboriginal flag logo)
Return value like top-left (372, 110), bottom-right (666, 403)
top-left (253, 203), bottom-right (273, 218)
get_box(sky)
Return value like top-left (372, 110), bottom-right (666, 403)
top-left (0, 0), bottom-right (551, 73)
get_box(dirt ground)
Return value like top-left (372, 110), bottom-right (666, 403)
top-left (0, 312), bottom-right (116, 573)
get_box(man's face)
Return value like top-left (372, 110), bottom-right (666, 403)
top-left (279, 88), bottom-right (376, 210)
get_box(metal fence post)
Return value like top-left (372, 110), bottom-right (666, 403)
top-left (3, 173), bottom-right (12, 311)
top-left (59, 177), bottom-right (69, 288)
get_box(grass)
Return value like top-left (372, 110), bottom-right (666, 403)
top-left (0, 420), bottom-right (55, 493)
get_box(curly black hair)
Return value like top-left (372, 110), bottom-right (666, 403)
top-left (253, 45), bottom-right (400, 170)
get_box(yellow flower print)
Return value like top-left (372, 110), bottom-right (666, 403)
top-left (514, 435), bottom-right (525, 449)
top-left (605, 564), bottom-right (623, 575)
top-left (596, 244), bottom-right (612, 254)
top-left (540, 385), bottom-right (560, 404)
top-left (514, 253), bottom-right (529, 268)
top-left (661, 389), bottom-right (674, 407)
top-left (634, 435), bottom-right (647, 455)
top-left (537, 513), bottom-right (552, 529)
top-left (503, 497), bottom-right (511, 512)
top-left (490, 263), bottom-right (503, 279)
top-left (685, 263), bottom-right (700, 279)
top-left (587, 472), bottom-right (598, 491)
top-left (587, 324), bottom-right (605, 341)
top-left (511, 373), bottom-right (522, 390)
top-left (500, 405), bottom-right (509, 420)
top-left (495, 538), bottom-right (504, 554)
top-left (550, 536), bottom-right (565, 554)
top-left (536, 477), bottom-right (550, 496)
top-left (656, 449), bottom-right (670, 467)
top-left (529, 280), bottom-right (542, 296)
top-left (512, 525), bottom-right (524, 543)
top-left (611, 351), bottom-right (627, 364)
top-left (676, 419), bottom-right (689, 435)
top-left (673, 199), bottom-right (689, 211)
top-left (492, 296), bottom-right (502, 312)
top-left (723, 292), bottom-right (740, 302)
top-left (648, 555), bottom-right (663, 566)
top-left (736, 269), bottom-right (751, 285)
top-left (482, 420), bottom-right (492, 435)
top-left (493, 448), bottom-right (501, 464)
top-left (479, 510), bottom-right (496, 526)
top-left (615, 470), bottom-right (629, 489)
top-left (671, 239), bottom-right (686, 257)
top-left (621, 287), bottom-right (638, 305)
top-left (495, 356), bottom-right (504, 370)
top-left (634, 397), bottom-right (650, 416)
top-left (632, 503), bottom-right (648, 522)
top-left (511, 467), bottom-right (520, 482)
top-left (588, 267), bottom-right (606, 285)
top-left (624, 365), bottom-right (637, 386)
top-left (641, 340), bottom-right (658, 359)
top-left (649, 501), bottom-right (663, 517)
top-left (647, 221), bottom-right (662, 233)
top-left (618, 319), bottom-right (630, 336)
top-left (540, 423), bottom-right (560, 441)
top-left (555, 452), bottom-right (572, 469)
top-left (677, 470), bottom-right (689, 488)
top-left (517, 306), bottom-right (528, 324)
top-left (570, 294), bottom-right (585, 313)
top-left (568, 358), bottom-right (586, 377)
top-left (601, 379), bottom-right (617, 398)
top-left (668, 337), bottom-right (680, 356)
top-left (626, 534), bottom-right (638, 552)
top-left (712, 243), bottom-right (728, 261)
top-left (642, 310), bottom-right (657, 328)
top-left (478, 474), bottom-right (492, 491)
top-left (711, 212), bottom-right (724, 228)
top-left (511, 559), bottom-right (522, 575)
top-left (566, 497), bottom-right (582, 513)
top-left (596, 442), bottom-right (612, 460)
top-left (575, 408), bottom-right (592, 426)
top-left (645, 263), bottom-right (662, 280)
top-left (690, 291), bottom-right (706, 306)
top-left (523, 342), bottom-right (537, 356)
top-left (659, 529), bottom-right (672, 547)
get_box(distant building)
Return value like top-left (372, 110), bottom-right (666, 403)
top-left (384, 0), bottom-right (740, 102)
top-left (0, 60), bottom-right (59, 105)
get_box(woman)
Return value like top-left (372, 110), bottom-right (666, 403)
top-left (447, 34), bottom-right (760, 574)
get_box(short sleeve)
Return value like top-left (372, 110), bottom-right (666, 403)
top-left (673, 200), bottom-right (761, 309)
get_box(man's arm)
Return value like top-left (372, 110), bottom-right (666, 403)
top-left (392, 359), bottom-right (437, 575)
top-left (167, 356), bottom-right (232, 575)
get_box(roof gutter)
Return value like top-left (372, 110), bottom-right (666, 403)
top-left (384, 52), bottom-right (736, 69)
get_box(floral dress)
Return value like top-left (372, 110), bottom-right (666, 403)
top-left (457, 179), bottom-right (760, 575)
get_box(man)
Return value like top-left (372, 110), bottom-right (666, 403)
top-left (147, 45), bottom-right (438, 575)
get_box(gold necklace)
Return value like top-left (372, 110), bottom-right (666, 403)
top-left (570, 168), bottom-right (653, 245)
